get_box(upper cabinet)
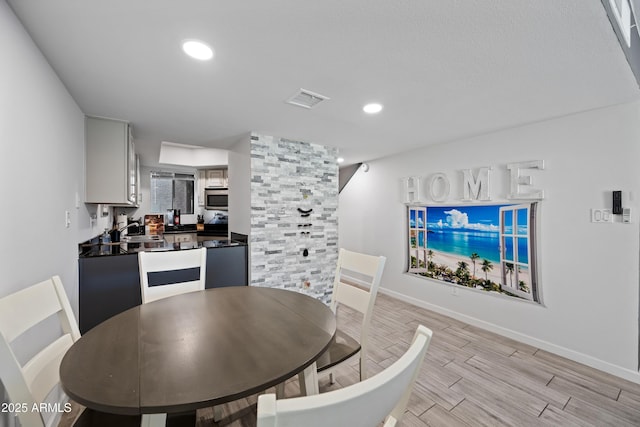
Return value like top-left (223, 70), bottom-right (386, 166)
top-left (197, 168), bottom-right (228, 207)
top-left (85, 116), bottom-right (138, 206)
top-left (205, 169), bottom-right (228, 188)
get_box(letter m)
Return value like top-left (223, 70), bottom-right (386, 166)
top-left (462, 167), bottom-right (491, 201)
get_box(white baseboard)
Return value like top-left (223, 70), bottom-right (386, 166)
top-left (380, 287), bottom-right (640, 385)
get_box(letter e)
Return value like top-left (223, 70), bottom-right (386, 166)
top-left (507, 160), bottom-right (545, 200)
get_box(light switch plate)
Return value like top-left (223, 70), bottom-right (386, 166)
top-left (591, 208), bottom-right (613, 223)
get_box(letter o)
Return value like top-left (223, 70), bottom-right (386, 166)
top-left (427, 173), bottom-right (450, 202)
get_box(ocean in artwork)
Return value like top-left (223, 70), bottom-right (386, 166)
top-left (423, 205), bottom-right (528, 264)
top-left (426, 229), bottom-right (502, 263)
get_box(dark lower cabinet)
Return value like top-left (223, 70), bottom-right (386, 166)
top-left (206, 245), bottom-right (248, 288)
top-left (79, 255), bottom-right (141, 334)
top-left (79, 245), bottom-right (247, 334)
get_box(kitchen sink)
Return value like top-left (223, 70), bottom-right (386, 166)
top-left (122, 235), bottom-right (163, 243)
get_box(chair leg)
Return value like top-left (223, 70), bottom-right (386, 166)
top-left (298, 372), bottom-right (307, 396)
top-left (141, 413), bottom-right (166, 427)
top-left (300, 362), bottom-right (319, 396)
top-left (213, 405), bottom-right (223, 422)
top-left (329, 372), bottom-right (335, 385)
top-left (275, 382), bottom-right (286, 398)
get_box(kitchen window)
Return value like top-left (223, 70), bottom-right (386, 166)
top-left (150, 171), bottom-right (195, 214)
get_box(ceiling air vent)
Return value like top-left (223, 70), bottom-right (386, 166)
top-left (286, 89), bottom-right (330, 109)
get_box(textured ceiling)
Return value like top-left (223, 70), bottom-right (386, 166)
top-left (7, 0), bottom-right (640, 167)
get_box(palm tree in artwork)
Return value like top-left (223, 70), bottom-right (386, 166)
top-left (505, 262), bottom-right (514, 286)
top-left (470, 252), bottom-right (480, 278)
top-left (481, 259), bottom-right (493, 281)
top-left (457, 261), bottom-right (469, 273)
top-left (456, 261), bottom-right (470, 283)
top-left (427, 249), bottom-right (435, 271)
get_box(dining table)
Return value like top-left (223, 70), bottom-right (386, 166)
top-left (60, 286), bottom-right (336, 426)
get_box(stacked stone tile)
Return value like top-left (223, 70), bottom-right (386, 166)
top-left (250, 133), bottom-right (339, 303)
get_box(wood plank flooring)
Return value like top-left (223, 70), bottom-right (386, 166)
top-left (59, 293), bottom-right (640, 426)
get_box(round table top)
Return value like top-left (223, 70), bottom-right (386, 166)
top-left (60, 286), bottom-right (336, 415)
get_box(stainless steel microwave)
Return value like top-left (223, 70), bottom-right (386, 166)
top-left (205, 188), bottom-right (228, 210)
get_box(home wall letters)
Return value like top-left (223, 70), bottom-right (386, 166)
top-left (402, 160), bottom-right (545, 204)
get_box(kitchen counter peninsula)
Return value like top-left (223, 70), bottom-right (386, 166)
top-left (78, 235), bottom-right (248, 334)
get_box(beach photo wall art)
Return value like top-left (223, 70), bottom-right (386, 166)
top-left (408, 203), bottom-right (540, 303)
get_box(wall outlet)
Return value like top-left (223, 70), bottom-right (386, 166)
top-left (591, 208), bottom-right (613, 223)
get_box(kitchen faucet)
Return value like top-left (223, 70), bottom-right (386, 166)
top-left (118, 222), bottom-right (140, 232)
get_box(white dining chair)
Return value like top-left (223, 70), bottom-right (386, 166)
top-left (138, 247), bottom-right (215, 424)
top-left (138, 247), bottom-right (207, 304)
top-left (0, 276), bottom-right (140, 427)
top-left (290, 248), bottom-right (385, 395)
top-left (258, 324), bottom-right (432, 427)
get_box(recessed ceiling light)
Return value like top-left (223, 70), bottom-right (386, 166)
top-left (182, 40), bottom-right (214, 61)
top-left (337, 157), bottom-right (345, 163)
top-left (363, 103), bottom-right (383, 114)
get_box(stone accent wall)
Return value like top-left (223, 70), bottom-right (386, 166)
top-left (250, 133), bottom-right (339, 303)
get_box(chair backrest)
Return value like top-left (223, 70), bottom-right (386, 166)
top-left (138, 247), bottom-right (207, 304)
top-left (0, 276), bottom-right (81, 427)
top-left (331, 249), bottom-right (386, 371)
top-left (331, 248), bottom-right (386, 315)
top-left (257, 324), bottom-right (432, 427)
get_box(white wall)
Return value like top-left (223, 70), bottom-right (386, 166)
top-left (0, 0), bottom-right (92, 312)
top-left (0, 2), bottom-right (94, 425)
top-left (228, 134), bottom-right (251, 236)
top-left (339, 101), bottom-right (640, 382)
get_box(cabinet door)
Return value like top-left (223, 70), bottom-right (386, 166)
top-left (135, 155), bottom-right (141, 204)
top-left (197, 170), bottom-right (206, 206)
top-left (79, 256), bottom-right (142, 334)
top-left (128, 137), bottom-right (136, 204)
top-left (85, 117), bottom-right (132, 204)
top-left (205, 246), bottom-right (248, 288)
top-left (206, 169), bottom-right (226, 187)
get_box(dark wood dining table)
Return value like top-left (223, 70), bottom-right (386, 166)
top-left (60, 286), bottom-right (336, 426)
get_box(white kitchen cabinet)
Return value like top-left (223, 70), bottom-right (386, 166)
top-left (197, 168), bottom-right (227, 206)
top-left (197, 170), bottom-right (207, 206)
top-left (85, 116), bottom-right (138, 205)
top-left (205, 169), bottom-right (228, 188)
top-left (135, 155), bottom-right (141, 204)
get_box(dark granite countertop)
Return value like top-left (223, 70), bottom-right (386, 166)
top-left (163, 223), bottom-right (229, 236)
top-left (79, 236), bottom-right (245, 258)
top-left (163, 224), bottom-right (198, 234)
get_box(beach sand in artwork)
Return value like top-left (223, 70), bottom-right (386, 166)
top-left (429, 250), bottom-right (503, 284)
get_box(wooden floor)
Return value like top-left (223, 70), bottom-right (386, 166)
top-left (60, 293), bottom-right (640, 426)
